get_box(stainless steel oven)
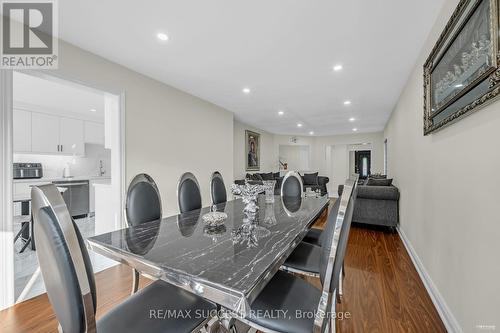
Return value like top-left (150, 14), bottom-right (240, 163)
top-left (52, 180), bottom-right (89, 218)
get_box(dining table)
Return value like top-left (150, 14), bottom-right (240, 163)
top-left (87, 194), bottom-right (329, 319)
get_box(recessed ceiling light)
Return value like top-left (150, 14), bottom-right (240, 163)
top-left (349, 117), bottom-right (355, 122)
top-left (352, 128), bottom-right (358, 132)
top-left (157, 32), bottom-right (169, 41)
top-left (242, 87), bottom-right (251, 94)
top-left (344, 100), bottom-right (351, 105)
top-left (309, 131), bottom-right (314, 135)
top-left (90, 108), bottom-right (96, 112)
top-left (333, 64), bottom-right (343, 72)
top-left (297, 123), bottom-right (303, 128)
top-left (278, 110), bottom-right (284, 116)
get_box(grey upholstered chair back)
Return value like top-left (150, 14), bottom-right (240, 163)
top-left (177, 172), bottom-right (202, 213)
top-left (31, 185), bottom-right (96, 333)
top-left (125, 173), bottom-right (162, 226)
top-left (210, 171), bottom-right (227, 205)
top-left (280, 171), bottom-right (303, 198)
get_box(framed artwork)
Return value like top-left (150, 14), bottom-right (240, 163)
top-left (424, 0), bottom-right (500, 135)
top-left (245, 130), bottom-right (260, 171)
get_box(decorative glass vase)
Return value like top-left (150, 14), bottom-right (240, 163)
top-left (262, 180), bottom-right (276, 203)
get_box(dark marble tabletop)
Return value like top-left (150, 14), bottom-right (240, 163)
top-left (87, 195), bottom-right (328, 315)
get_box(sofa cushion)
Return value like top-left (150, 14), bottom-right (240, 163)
top-left (367, 178), bottom-right (393, 186)
top-left (357, 186), bottom-right (399, 201)
top-left (369, 174), bottom-right (387, 179)
top-left (260, 172), bottom-right (275, 181)
top-left (303, 172), bottom-right (319, 185)
top-left (247, 173), bottom-right (263, 181)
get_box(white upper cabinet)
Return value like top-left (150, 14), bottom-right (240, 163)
top-left (60, 117), bottom-right (85, 155)
top-left (84, 121), bottom-right (105, 145)
top-left (13, 109), bottom-right (31, 152)
top-left (14, 110), bottom-right (91, 156)
top-left (31, 112), bottom-right (60, 154)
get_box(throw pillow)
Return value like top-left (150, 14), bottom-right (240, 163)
top-left (260, 172), bottom-right (274, 181)
top-left (250, 173), bottom-right (263, 181)
top-left (273, 172), bottom-right (280, 179)
top-left (303, 172), bottom-right (319, 185)
top-left (366, 178), bottom-right (393, 186)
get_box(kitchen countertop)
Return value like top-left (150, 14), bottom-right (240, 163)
top-left (13, 175), bottom-right (111, 183)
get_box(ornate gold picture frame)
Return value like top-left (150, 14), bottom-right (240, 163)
top-left (424, 0), bottom-right (500, 135)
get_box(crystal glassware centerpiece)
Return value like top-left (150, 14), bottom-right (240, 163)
top-left (230, 182), bottom-right (265, 214)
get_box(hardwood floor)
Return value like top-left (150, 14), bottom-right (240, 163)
top-left (0, 200), bottom-right (446, 333)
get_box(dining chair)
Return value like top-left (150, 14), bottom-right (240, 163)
top-left (230, 178), bottom-right (357, 333)
top-left (281, 177), bottom-right (358, 303)
top-left (280, 171), bottom-right (304, 198)
top-left (31, 184), bottom-right (215, 333)
top-left (303, 174), bottom-right (359, 247)
top-left (177, 172), bottom-right (202, 214)
top-left (210, 171), bottom-right (227, 205)
top-left (125, 173), bottom-right (162, 294)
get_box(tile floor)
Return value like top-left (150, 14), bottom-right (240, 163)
top-left (13, 215), bottom-right (118, 302)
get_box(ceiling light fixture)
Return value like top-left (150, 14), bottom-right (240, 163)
top-left (333, 64), bottom-right (343, 72)
top-left (344, 100), bottom-right (351, 105)
top-left (278, 110), bottom-right (284, 116)
top-left (157, 32), bottom-right (169, 41)
top-left (297, 123), bottom-right (303, 128)
top-left (309, 131), bottom-right (314, 135)
top-left (352, 128), bottom-right (358, 132)
top-left (349, 117), bottom-right (355, 122)
top-left (242, 87), bottom-right (251, 94)
top-left (90, 108), bottom-right (96, 112)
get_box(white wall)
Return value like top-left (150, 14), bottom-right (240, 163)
top-left (233, 120), bottom-right (275, 179)
top-left (278, 145), bottom-right (310, 172)
top-left (51, 41), bottom-right (234, 216)
top-left (384, 0), bottom-right (500, 330)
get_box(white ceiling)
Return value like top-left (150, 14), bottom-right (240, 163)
top-left (59, 0), bottom-right (445, 135)
top-left (14, 72), bottom-right (105, 121)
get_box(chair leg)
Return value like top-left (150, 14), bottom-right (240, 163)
top-left (14, 222), bottom-right (29, 244)
top-left (131, 268), bottom-right (139, 295)
top-left (19, 236), bottom-right (31, 253)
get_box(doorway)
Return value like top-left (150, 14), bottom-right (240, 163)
top-left (355, 150), bottom-right (371, 179)
top-left (0, 70), bottom-right (126, 308)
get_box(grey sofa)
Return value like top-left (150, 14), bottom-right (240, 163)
top-left (338, 183), bottom-right (399, 229)
top-left (235, 172), bottom-right (330, 196)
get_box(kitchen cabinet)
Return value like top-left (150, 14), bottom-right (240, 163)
top-left (60, 117), bottom-right (85, 155)
top-left (31, 112), bottom-right (59, 154)
top-left (89, 178), bottom-right (111, 214)
top-left (14, 110), bottom-right (87, 156)
top-left (84, 121), bottom-right (105, 145)
top-left (13, 109), bottom-right (31, 152)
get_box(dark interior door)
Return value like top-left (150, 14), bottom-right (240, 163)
top-left (355, 150), bottom-right (371, 179)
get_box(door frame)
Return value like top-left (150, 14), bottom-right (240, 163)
top-left (0, 70), bottom-right (14, 310)
top-left (0, 70), bottom-right (126, 309)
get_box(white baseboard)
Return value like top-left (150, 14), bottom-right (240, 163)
top-left (397, 226), bottom-right (462, 333)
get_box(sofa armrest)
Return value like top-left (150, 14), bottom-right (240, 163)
top-left (357, 186), bottom-right (400, 201)
top-left (318, 176), bottom-right (329, 186)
